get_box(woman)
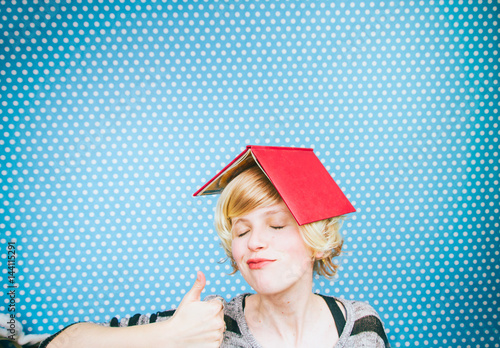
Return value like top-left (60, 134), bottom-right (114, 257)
top-left (41, 146), bottom-right (389, 347)
top-left (209, 164), bottom-right (389, 347)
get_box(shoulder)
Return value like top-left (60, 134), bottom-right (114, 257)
top-left (342, 298), bottom-right (382, 320)
top-left (321, 295), bottom-right (381, 320)
top-left (324, 296), bottom-right (390, 347)
top-left (222, 293), bottom-right (247, 330)
top-left (225, 293), bottom-right (247, 312)
top-left (349, 300), bottom-right (387, 335)
top-left (206, 294), bottom-right (254, 347)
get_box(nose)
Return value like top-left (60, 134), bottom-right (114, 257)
top-left (246, 228), bottom-right (267, 251)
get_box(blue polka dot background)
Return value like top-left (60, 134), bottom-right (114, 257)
top-left (1, 1), bottom-right (498, 347)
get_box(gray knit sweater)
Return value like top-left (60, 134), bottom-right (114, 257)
top-left (39, 293), bottom-right (389, 347)
top-left (215, 294), bottom-right (390, 347)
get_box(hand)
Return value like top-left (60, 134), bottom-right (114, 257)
top-left (166, 271), bottom-right (225, 348)
top-left (46, 272), bottom-right (225, 348)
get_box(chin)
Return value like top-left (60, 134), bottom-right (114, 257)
top-left (251, 284), bottom-right (287, 296)
top-left (243, 271), bottom-right (303, 295)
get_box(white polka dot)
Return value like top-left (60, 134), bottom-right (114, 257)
top-left (0, 2), bottom-right (497, 347)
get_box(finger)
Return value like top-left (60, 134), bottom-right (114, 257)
top-left (218, 327), bottom-right (225, 347)
top-left (207, 298), bottom-right (225, 312)
top-left (178, 271), bottom-right (206, 306)
top-left (217, 316), bottom-right (226, 334)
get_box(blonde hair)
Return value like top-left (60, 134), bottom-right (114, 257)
top-left (214, 166), bottom-right (345, 279)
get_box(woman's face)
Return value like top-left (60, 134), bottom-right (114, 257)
top-left (231, 202), bottom-right (316, 295)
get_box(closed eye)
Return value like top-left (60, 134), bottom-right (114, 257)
top-left (236, 230), bottom-right (250, 237)
top-left (271, 226), bottom-right (284, 230)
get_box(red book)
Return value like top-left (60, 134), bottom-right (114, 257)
top-left (193, 145), bottom-right (355, 225)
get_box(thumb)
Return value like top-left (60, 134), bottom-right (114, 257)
top-left (179, 271), bottom-right (206, 306)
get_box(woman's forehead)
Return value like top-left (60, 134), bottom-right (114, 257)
top-left (232, 202), bottom-right (292, 223)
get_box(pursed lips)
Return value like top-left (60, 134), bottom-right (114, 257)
top-left (246, 258), bottom-right (276, 270)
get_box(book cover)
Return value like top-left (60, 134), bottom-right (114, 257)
top-left (194, 145), bottom-right (355, 225)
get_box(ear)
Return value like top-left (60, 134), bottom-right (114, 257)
top-left (313, 251), bottom-right (324, 260)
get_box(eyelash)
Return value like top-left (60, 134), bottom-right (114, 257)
top-left (236, 231), bottom-right (249, 238)
top-left (236, 225), bottom-right (284, 237)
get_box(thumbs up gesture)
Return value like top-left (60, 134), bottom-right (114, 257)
top-left (166, 271), bottom-right (226, 347)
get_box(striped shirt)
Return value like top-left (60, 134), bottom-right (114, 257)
top-left (40, 293), bottom-right (390, 348)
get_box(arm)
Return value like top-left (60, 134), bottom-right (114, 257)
top-left (47, 320), bottom-right (202, 348)
top-left (44, 272), bottom-right (225, 348)
top-left (44, 321), bottom-right (179, 348)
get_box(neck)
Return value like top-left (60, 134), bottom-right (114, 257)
top-left (246, 277), bottom-right (319, 344)
top-left (253, 291), bottom-right (317, 322)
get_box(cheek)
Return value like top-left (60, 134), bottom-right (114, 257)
top-left (284, 234), bottom-right (312, 259)
top-left (231, 239), bottom-right (244, 262)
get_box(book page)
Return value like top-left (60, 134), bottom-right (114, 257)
top-left (199, 148), bottom-right (257, 194)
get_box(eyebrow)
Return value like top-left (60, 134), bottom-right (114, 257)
top-left (232, 209), bottom-right (290, 225)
